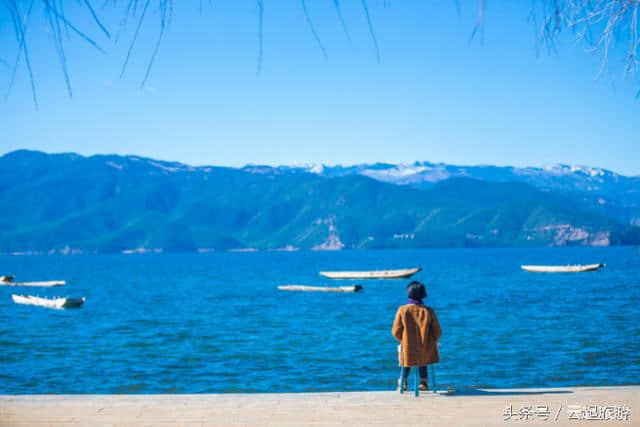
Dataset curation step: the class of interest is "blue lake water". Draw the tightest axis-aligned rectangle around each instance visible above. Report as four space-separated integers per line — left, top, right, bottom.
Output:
1 247 639 394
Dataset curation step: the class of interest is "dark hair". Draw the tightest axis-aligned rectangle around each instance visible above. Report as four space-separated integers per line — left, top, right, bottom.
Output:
407 280 426 300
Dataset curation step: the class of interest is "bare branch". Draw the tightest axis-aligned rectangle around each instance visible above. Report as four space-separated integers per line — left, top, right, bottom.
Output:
140 0 169 88
120 0 151 78
300 0 327 60
532 0 640 83
84 0 112 39
333 0 352 42
468 0 485 45
5 0 38 108
257 0 263 76
2 0 639 105
360 0 380 63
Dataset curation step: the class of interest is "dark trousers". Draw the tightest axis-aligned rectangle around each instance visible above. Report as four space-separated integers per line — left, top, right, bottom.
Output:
402 366 428 380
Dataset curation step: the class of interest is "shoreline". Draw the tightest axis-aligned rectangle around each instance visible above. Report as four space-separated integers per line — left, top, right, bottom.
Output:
1 386 637 426
2 245 638 257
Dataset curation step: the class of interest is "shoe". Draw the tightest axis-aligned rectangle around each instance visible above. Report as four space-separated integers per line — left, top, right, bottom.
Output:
419 381 428 391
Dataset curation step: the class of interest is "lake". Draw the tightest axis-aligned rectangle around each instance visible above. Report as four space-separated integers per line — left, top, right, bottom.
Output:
1 247 638 393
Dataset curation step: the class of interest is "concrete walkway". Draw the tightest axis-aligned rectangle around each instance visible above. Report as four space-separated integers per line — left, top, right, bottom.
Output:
1 386 637 426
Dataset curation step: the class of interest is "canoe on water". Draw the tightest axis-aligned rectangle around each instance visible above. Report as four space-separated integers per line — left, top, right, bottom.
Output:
521 263 604 273
0 279 66 287
319 267 421 280
11 294 85 309
278 285 363 293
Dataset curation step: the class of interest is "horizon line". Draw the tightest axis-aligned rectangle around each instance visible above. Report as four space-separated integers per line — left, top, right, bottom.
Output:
2 148 638 178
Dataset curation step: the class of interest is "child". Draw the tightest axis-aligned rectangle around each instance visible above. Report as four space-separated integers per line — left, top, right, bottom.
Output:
392 280 442 391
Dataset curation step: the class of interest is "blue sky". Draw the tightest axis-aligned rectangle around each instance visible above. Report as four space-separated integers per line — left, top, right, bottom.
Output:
1 1 638 174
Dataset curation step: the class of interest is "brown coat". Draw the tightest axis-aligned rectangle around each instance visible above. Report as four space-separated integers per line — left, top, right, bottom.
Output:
392 304 442 367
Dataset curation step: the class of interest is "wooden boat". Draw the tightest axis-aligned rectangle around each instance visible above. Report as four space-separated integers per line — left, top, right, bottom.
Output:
278 285 363 293
319 267 421 280
521 263 604 273
1 279 66 287
11 294 85 309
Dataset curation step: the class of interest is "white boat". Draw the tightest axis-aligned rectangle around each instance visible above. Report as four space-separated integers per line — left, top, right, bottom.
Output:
1 276 65 287
278 285 363 293
11 294 85 309
319 267 421 280
1 280 66 287
521 263 604 273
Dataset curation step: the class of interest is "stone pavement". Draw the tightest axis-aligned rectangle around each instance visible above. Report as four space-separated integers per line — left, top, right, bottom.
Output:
0 386 637 426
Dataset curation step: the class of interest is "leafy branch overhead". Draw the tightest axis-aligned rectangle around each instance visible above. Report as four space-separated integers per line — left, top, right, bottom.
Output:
2 0 639 106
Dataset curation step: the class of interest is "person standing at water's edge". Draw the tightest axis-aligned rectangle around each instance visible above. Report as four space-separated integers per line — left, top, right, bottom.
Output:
392 281 442 391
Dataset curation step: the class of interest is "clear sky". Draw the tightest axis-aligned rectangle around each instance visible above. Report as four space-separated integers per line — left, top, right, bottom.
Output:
1 1 638 175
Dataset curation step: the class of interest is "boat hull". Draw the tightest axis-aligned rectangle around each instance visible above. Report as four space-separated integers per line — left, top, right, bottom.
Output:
521 264 604 273
319 267 421 280
278 285 363 293
11 294 85 309
1 280 66 287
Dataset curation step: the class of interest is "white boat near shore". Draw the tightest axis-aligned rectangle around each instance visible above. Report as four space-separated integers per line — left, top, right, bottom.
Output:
278 285 363 293
319 267 421 280
521 263 604 273
11 294 85 309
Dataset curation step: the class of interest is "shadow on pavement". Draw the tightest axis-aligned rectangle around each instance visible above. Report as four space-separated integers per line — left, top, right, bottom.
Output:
443 388 574 397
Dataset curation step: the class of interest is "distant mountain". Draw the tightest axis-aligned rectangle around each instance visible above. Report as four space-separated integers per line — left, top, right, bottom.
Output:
246 162 640 226
1 150 638 253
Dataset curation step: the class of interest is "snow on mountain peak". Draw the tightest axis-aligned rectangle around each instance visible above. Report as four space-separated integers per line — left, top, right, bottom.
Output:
541 164 611 178
362 164 431 178
307 164 325 174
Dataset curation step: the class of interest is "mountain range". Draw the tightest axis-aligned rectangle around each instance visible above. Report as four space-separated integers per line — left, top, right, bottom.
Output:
249 161 640 226
1 150 638 253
